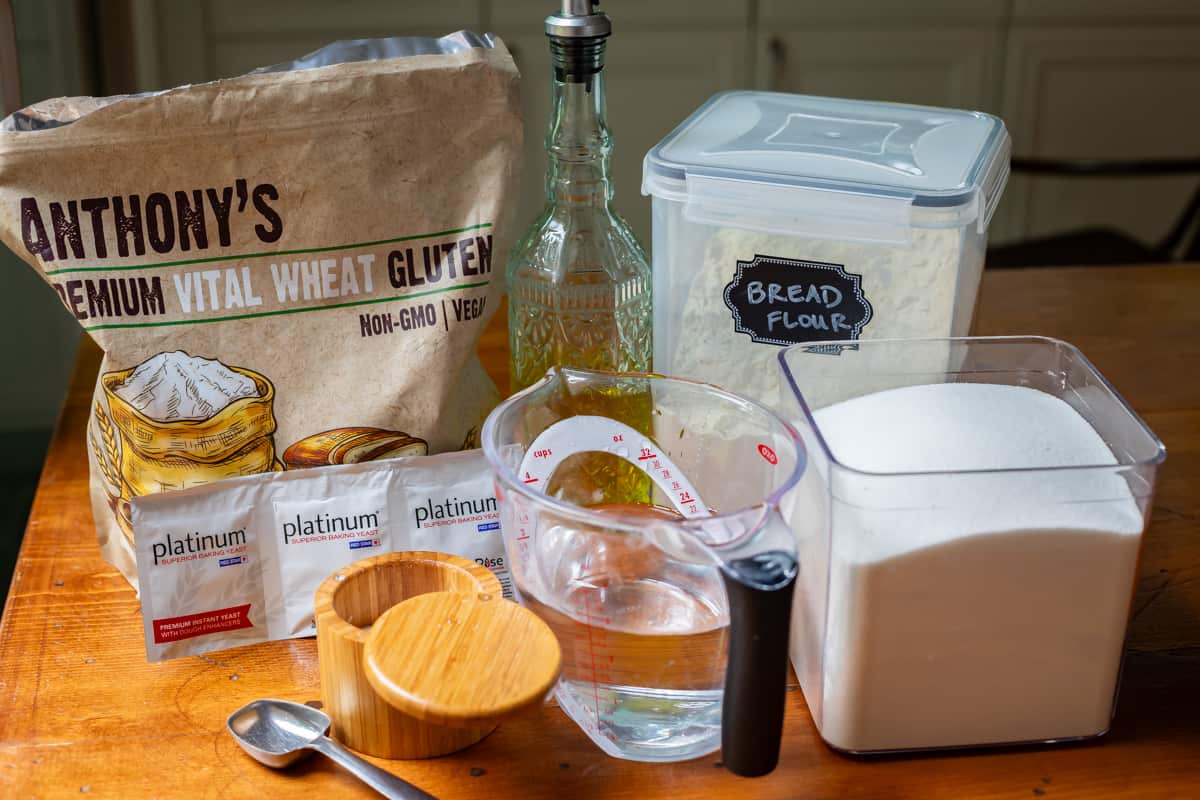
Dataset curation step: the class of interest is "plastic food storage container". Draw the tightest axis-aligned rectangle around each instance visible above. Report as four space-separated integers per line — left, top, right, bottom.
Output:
777 336 1165 753
641 91 1010 408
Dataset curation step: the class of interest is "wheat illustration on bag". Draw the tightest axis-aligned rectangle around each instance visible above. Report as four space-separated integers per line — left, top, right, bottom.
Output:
90 401 123 495
89 401 135 546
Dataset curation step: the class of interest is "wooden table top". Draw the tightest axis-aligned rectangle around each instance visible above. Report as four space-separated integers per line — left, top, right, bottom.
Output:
2 265 1198 799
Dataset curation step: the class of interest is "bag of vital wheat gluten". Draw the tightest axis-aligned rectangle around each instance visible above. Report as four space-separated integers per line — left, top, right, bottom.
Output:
0 33 522 589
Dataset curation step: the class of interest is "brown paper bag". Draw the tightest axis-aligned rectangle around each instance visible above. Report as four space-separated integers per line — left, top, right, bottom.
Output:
0 33 522 588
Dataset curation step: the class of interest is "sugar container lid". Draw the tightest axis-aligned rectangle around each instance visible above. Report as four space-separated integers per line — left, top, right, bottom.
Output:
643 91 1010 233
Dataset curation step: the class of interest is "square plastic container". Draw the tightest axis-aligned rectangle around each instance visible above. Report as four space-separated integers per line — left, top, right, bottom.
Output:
776 337 1165 753
642 91 1010 409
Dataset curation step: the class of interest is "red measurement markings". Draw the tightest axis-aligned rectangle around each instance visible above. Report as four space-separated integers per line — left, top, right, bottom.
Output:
581 591 603 733
516 511 532 570
523 471 540 484
637 446 657 461
599 614 618 728
576 590 619 736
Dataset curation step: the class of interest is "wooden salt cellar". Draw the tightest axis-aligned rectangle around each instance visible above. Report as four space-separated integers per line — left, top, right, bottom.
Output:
314 551 560 759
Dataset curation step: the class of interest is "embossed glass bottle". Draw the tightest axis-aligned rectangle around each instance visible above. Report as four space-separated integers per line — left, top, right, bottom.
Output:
507 1 651 393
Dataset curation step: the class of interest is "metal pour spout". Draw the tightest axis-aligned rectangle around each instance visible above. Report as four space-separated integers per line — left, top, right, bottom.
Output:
546 0 612 39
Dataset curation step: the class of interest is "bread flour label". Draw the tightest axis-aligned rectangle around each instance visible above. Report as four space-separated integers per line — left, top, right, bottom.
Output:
723 255 873 346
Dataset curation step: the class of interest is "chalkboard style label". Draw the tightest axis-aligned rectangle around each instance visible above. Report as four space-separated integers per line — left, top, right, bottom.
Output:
723 255 873 346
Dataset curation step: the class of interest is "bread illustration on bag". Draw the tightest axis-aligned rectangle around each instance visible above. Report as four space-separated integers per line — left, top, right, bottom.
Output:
283 428 428 468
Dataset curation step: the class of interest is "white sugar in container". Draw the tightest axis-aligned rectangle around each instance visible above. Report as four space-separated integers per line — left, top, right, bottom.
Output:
642 91 1010 408
777 337 1165 753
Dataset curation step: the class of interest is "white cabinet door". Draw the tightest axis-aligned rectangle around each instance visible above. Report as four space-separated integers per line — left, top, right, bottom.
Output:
492 0 749 27
1011 0 1200 23
147 0 484 86
755 27 1004 114
142 1 747 248
13 0 90 103
499 30 747 248
761 0 1008 24
994 26 1200 247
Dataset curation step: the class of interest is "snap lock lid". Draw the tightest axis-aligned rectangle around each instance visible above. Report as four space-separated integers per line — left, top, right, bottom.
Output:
363 591 561 728
643 90 1010 234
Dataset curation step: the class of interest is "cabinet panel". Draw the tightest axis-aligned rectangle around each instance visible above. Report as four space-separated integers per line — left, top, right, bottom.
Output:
209 38 338 78
128 0 1200 259
150 2 209 86
502 30 747 247
153 0 484 85
12 0 46 38
206 0 482 34
492 1 750 27
12 0 51 105
996 26 1200 246
1012 0 1200 22
16 0 89 99
761 0 1008 24
757 28 1004 113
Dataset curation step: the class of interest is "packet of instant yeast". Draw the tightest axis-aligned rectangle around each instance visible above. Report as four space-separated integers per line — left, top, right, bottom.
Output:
131 449 506 661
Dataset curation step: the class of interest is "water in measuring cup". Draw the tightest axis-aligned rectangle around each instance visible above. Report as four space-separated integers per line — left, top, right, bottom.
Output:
517 503 729 762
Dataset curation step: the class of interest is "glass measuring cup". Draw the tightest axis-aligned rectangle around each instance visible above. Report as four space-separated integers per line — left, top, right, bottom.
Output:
481 367 804 776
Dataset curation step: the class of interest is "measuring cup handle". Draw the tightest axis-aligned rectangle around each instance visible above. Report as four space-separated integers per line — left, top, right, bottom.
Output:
719 561 797 778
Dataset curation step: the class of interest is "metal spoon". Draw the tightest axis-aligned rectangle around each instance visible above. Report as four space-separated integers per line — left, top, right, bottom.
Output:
227 698 439 800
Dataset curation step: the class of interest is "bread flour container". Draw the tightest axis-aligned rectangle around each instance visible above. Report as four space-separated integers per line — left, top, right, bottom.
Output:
777 336 1165 753
641 91 1010 407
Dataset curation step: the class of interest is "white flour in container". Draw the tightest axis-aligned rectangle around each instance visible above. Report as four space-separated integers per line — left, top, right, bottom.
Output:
800 383 1144 752
673 225 967 410
115 350 259 422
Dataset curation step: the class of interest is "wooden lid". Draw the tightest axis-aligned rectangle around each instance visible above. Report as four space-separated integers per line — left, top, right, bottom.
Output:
362 591 561 729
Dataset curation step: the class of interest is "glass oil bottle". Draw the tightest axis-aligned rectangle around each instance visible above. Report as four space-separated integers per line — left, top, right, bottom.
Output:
506 0 652 394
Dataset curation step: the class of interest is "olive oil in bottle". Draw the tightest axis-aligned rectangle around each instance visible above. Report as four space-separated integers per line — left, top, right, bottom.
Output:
507 1 652 393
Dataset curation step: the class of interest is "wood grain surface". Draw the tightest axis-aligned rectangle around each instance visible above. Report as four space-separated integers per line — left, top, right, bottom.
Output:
364 591 560 727
314 552 502 759
2 266 1198 799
